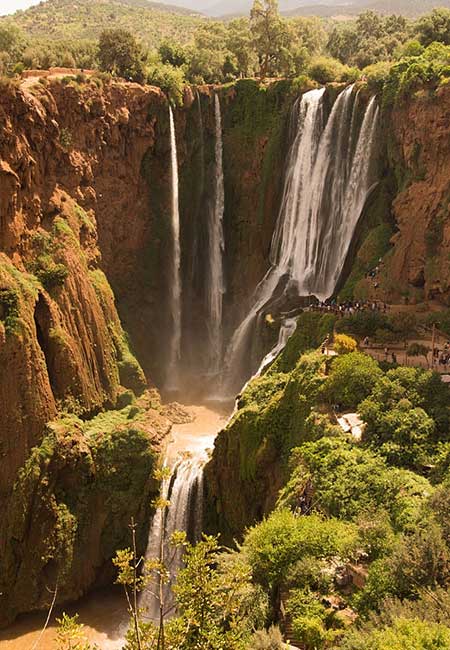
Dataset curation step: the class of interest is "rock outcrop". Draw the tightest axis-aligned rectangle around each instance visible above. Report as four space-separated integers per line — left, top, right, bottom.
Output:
345 83 450 305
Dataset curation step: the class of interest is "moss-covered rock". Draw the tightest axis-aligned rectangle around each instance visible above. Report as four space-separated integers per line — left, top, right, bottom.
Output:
0 397 169 627
204 312 336 543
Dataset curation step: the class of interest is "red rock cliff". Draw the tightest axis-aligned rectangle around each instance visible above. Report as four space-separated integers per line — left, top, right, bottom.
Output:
0 79 167 499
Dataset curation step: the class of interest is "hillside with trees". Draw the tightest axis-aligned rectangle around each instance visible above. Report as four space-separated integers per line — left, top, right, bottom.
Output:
1 0 205 46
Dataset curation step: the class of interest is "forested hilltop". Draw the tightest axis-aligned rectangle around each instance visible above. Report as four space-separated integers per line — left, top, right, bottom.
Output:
3 0 450 104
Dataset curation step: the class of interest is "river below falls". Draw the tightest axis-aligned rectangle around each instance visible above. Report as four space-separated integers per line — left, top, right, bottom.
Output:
0 401 231 650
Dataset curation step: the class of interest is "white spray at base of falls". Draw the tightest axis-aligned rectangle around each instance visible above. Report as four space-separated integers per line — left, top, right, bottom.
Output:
224 86 380 393
206 94 226 375
167 106 182 389
141 458 205 621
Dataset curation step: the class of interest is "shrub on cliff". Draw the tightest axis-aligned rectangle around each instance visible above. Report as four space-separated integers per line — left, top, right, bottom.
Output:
271 312 336 374
147 60 185 105
36 262 69 290
279 437 431 529
308 56 350 84
98 28 146 83
0 404 158 627
0 287 19 333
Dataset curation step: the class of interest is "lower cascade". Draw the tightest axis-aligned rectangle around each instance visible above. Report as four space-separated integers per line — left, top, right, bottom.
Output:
141 458 205 621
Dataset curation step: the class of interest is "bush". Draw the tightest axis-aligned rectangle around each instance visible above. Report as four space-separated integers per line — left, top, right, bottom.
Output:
407 343 429 359
287 589 337 649
59 127 73 149
0 287 19 333
323 352 383 410
252 626 284 650
363 61 393 91
147 61 185 105
341 617 450 650
280 437 431 527
244 509 358 591
308 56 347 84
336 311 390 339
36 263 69 290
334 334 357 355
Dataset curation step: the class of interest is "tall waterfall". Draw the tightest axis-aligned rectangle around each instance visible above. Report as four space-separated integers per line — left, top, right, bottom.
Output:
167 106 182 389
207 94 226 374
141 458 204 621
225 86 380 393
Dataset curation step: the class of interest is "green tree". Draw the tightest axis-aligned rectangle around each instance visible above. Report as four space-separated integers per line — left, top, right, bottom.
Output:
323 352 383 410
147 61 185 105
98 28 146 82
226 18 257 77
250 0 291 78
158 41 187 68
308 55 347 83
327 23 358 64
243 509 357 600
56 613 96 650
166 536 266 649
185 22 229 83
0 22 28 74
416 8 450 47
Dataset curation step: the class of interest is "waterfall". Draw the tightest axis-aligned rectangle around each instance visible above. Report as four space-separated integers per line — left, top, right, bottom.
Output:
224 86 380 393
237 318 298 401
167 106 182 389
141 458 204 621
206 94 226 374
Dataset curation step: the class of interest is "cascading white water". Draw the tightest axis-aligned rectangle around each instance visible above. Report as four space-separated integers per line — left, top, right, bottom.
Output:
142 458 205 621
236 318 298 403
167 106 182 389
257 318 298 374
206 94 226 374
225 86 380 393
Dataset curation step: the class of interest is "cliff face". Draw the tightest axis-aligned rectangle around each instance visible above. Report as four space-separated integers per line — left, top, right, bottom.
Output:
0 394 171 627
0 79 164 497
387 84 450 302
0 78 170 626
344 84 450 305
204 312 336 543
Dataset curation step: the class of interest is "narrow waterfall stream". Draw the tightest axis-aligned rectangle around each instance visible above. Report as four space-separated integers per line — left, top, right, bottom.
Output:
224 86 380 393
167 106 182 390
140 404 230 623
206 94 226 375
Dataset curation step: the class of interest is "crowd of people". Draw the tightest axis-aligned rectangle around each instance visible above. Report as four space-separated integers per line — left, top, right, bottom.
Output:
310 299 389 317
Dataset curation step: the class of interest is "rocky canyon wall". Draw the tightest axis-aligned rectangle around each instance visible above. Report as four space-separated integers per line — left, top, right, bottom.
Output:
0 78 169 626
342 83 450 305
